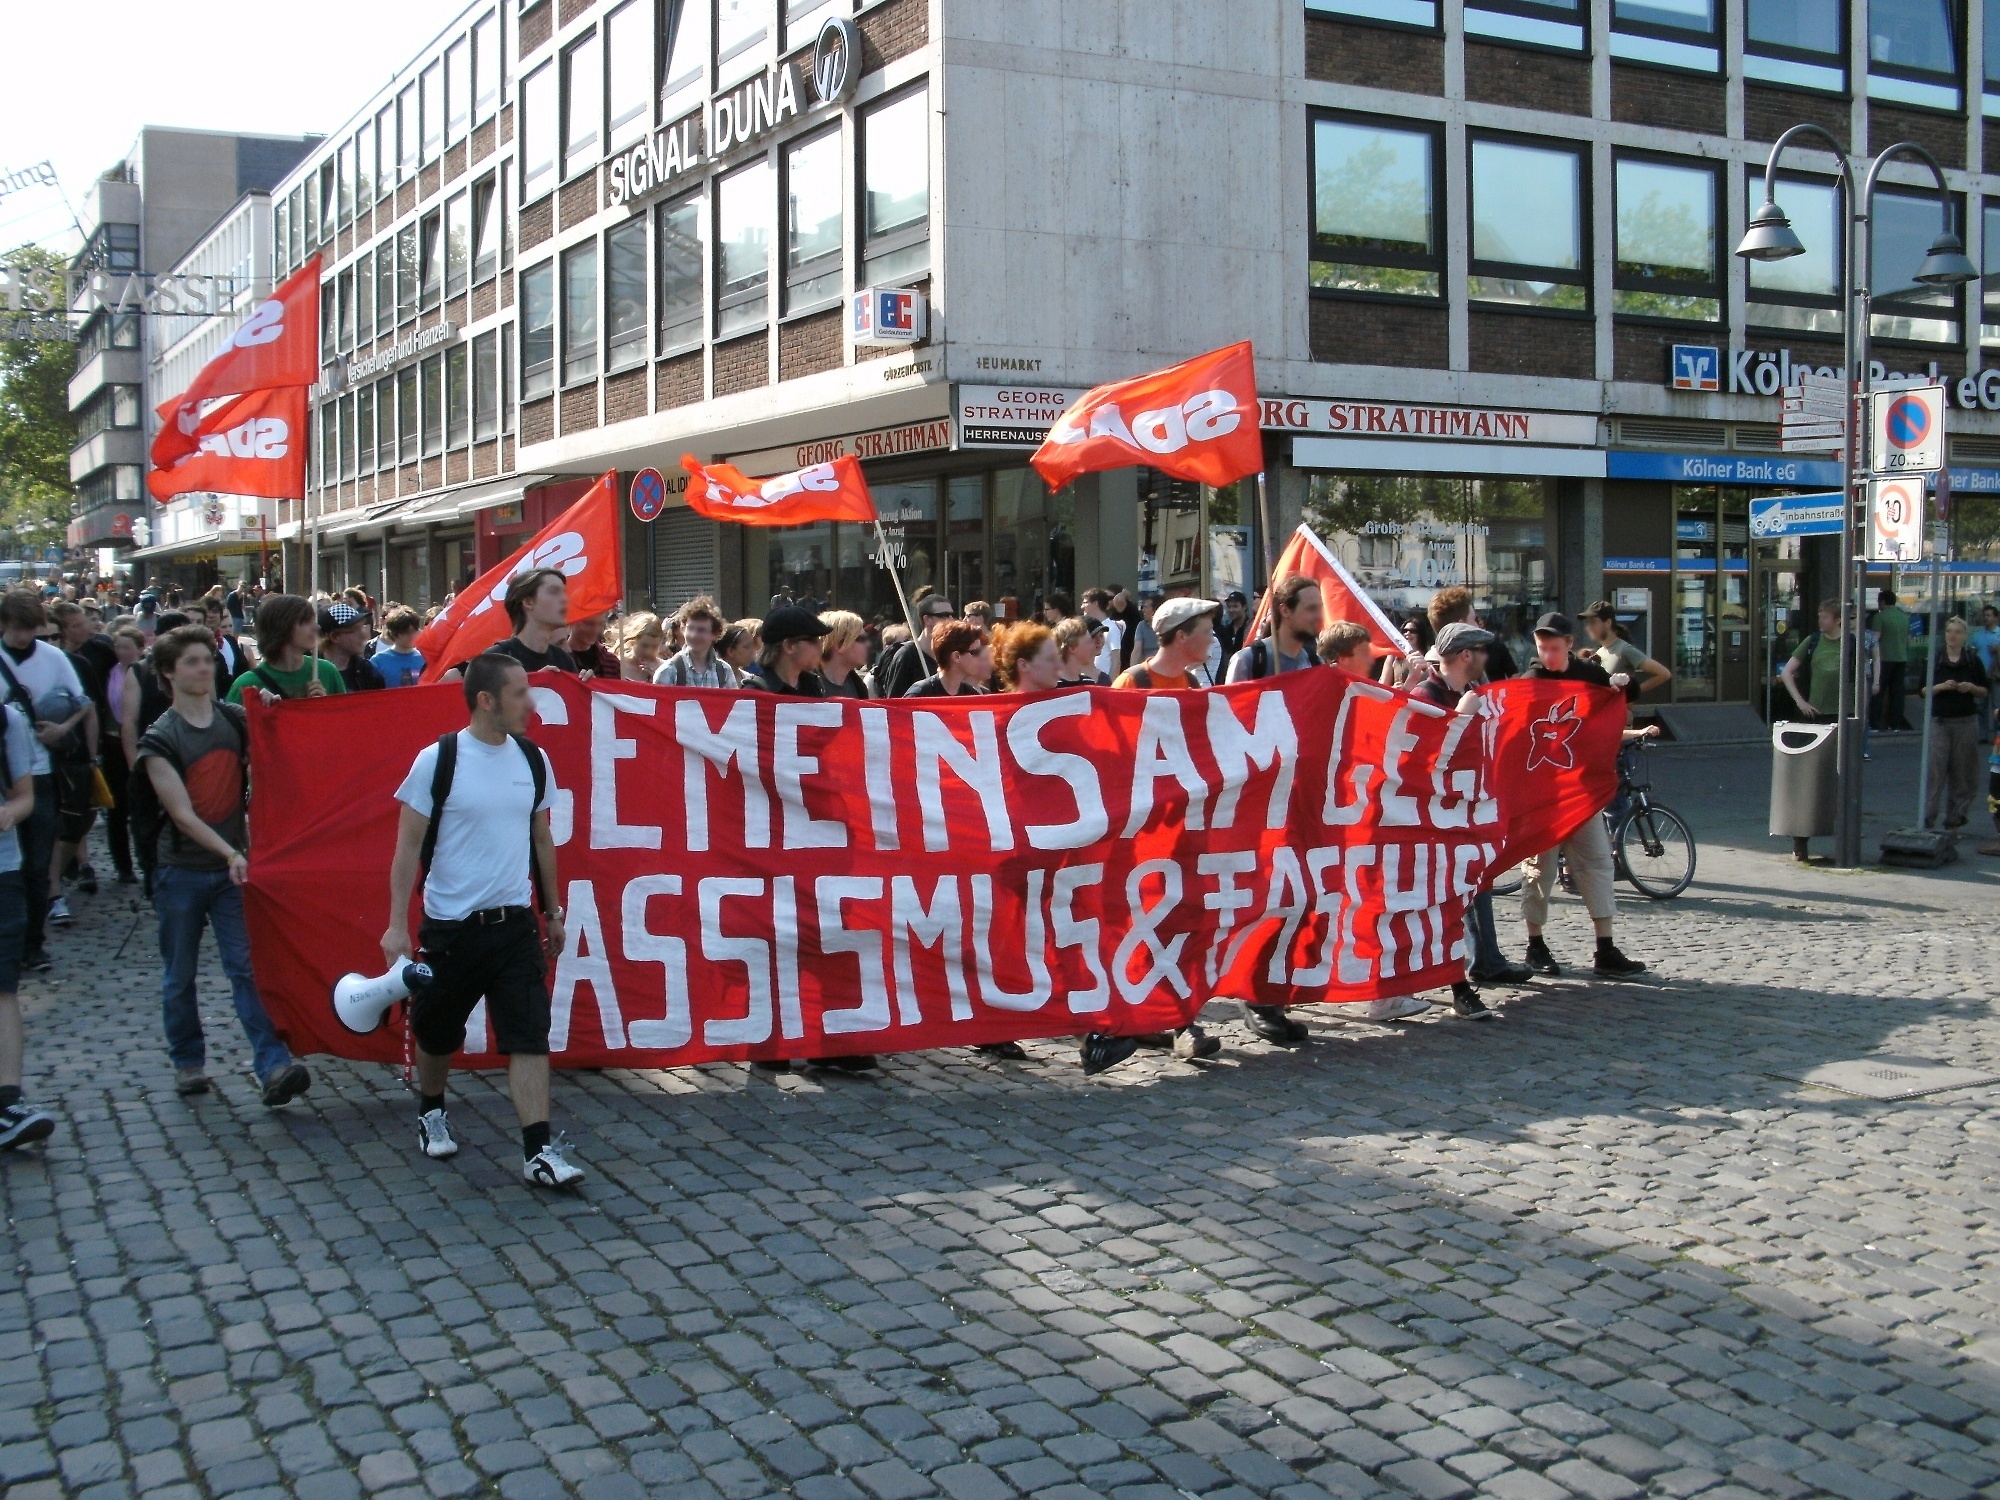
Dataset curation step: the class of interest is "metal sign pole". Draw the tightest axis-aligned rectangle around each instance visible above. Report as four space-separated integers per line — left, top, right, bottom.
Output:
1915 554 1942 826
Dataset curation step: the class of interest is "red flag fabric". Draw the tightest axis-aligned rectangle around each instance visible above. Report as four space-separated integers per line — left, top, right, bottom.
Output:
413 472 623 682
239 671 1622 1069
152 258 323 469
1031 342 1264 491
681 453 878 527
1248 524 1407 656
145 387 308 503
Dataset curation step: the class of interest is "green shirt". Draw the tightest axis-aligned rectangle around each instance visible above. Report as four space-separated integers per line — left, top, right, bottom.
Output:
1873 605 1909 664
223 657 346 704
1789 633 1846 715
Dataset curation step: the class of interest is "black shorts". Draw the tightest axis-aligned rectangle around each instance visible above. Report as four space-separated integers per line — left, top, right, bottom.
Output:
412 911 550 1057
54 758 96 844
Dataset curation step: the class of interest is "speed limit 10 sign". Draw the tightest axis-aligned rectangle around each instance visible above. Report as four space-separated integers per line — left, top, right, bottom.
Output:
1868 476 1926 563
1870 386 1944 473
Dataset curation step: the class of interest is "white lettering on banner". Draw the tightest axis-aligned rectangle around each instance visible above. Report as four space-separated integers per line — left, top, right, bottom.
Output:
464 529 590 620
972 872 1051 1011
550 879 622 1050
891 875 967 1022
817 877 889 1033
196 416 290 460
1258 398 1597 446
699 876 773 1046
620 874 691 1049
1047 389 1243 455
1050 864 1110 1012
773 701 848 849
677 698 769 851
591 695 662 850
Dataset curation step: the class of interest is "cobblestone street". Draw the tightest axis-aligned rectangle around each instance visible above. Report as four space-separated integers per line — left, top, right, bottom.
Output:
6 735 2000 1500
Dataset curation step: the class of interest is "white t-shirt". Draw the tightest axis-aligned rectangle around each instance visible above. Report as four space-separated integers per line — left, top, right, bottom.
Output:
0 640 84 775
0 705 34 873
1092 619 1123 681
394 730 556 921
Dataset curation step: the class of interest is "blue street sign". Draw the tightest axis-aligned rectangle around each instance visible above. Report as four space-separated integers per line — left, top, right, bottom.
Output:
1748 491 1845 538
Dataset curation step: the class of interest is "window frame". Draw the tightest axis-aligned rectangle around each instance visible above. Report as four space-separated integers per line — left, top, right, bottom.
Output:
398 84 419 180
421 353 445 456
605 0 656 159
445 190 471 300
473 11 502 125
1306 108 1446 304
521 61 559 203
1742 166 1847 330
521 259 557 399
562 240 601 386
605 217 649 373
446 36 471 147
471 174 500 285
447 340 471 447
715 0 768 86
419 210 444 312
1867 0 1963 108
859 82 931 285
1609 0 1721 72
398 366 419 463
715 156 773 338
376 375 397 469
356 246 376 336
1610 148 1723 324
1461 0 1588 54
657 188 705 355
562 28 603 184
473 328 500 439
376 244 397 337
1302 0 1443 36
421 59 445 164
356 383 376 475
784 124 844 315
1466 130 1593 314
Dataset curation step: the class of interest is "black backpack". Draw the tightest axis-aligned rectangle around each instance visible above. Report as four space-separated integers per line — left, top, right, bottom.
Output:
1238 636 1319 680
130 704 248 875
417 731 553 913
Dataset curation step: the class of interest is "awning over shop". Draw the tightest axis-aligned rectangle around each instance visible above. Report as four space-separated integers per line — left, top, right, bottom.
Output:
321 495 419 539
126 530 276 563
376 475 553 530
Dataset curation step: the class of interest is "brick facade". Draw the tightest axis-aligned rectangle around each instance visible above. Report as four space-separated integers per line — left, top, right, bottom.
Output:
472 120 495 165
1468 310 1594 379
657 351 703 409
778 311 844 382
558 0 591 23
560 383 599 434
519 1 551 56
520 197 553 252
1309 297 1448 369
1612 322 1716 385
858 0 927 75
604 368 649 425
1611 64 1724 134
714 333 771 396
521 397 554 446
559 174 598 231
1744 86 1850 152
1465 42 1589 114
1305 17 1443 94
1869 104 1965 170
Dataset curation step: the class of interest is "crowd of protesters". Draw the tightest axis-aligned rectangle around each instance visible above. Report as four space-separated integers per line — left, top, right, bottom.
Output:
0 568 1653 1181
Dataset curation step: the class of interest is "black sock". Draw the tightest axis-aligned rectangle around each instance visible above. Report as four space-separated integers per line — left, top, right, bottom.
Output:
1595 936 1617 953
523 1120 550 1159
0 1085 19 1110
419 1093 445 1115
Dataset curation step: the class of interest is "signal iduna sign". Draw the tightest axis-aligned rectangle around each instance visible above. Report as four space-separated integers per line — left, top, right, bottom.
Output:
1871 386 1944 473
1868 477 1925 563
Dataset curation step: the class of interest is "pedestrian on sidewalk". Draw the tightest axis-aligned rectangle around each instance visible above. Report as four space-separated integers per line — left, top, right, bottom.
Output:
319 602 386 692
1781 599 1876 724
382 652 582 1188
138 626 312 1106
654 597 738 688
1922 616 1987 832
226 594 344 703
0 589 91 973
1227 574 1322 684
1872 590 1914 733
0 698 51 1148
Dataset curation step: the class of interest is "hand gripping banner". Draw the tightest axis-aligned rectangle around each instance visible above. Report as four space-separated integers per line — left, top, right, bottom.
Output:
241 673 1622 1069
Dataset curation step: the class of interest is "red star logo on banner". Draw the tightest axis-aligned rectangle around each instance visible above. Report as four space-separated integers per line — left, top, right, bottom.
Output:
1525 699 1584 772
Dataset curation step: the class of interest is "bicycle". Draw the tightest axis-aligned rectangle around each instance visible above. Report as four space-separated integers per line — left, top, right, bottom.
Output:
1487 741 1697 900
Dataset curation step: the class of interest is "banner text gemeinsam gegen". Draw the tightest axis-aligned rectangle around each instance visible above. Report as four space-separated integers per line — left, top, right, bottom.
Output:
242 671 1621 1067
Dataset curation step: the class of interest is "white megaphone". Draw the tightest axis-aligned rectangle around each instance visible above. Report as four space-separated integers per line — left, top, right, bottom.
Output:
332 961 433 1035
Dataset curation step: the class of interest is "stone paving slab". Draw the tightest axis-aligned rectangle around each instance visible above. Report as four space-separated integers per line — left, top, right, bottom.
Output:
5 737 2000 1499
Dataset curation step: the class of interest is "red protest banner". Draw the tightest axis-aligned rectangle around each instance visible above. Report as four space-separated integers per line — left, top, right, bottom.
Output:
151 257 323 469
1031 342 1264 492
240 671 1621 1069
146 387 308 502
1248 524 1406 657
681 453 879 527
413 472 623 681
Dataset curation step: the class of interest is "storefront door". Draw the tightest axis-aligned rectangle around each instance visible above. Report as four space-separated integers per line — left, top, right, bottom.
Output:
1755 550 1804 721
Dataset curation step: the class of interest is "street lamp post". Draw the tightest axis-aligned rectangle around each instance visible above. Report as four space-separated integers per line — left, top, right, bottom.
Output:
1736 126 1977 868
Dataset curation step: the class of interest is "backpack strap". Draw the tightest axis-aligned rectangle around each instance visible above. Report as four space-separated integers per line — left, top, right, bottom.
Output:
416 732 457 877
0 653 31 715
250 663 287 698
1128 665 1154 689
1250 639 1270 679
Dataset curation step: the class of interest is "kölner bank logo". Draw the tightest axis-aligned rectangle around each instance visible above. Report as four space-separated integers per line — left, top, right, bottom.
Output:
1671 344 1720 392
812 17 860 105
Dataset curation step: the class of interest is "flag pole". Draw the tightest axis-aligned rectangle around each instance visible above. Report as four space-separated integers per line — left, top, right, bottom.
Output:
873 517 922 646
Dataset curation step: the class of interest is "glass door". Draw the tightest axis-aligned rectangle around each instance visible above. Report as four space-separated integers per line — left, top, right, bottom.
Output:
1718 491 1752 702
1673 493 1717 701
1756 548 1803 721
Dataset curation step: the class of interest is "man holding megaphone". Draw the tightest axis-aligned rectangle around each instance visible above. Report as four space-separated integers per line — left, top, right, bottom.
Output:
379 651 582 1189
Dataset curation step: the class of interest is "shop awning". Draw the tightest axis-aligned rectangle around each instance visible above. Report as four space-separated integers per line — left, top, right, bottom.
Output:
321 495 419 539
127 530 277 563
385 474 553 528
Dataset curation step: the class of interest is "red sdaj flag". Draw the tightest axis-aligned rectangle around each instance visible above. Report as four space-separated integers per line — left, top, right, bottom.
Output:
681 453 878 527
1030 341 1264 492
146 387 308 503
1248 524 1407 657
151 257 323 471
414 471 624 682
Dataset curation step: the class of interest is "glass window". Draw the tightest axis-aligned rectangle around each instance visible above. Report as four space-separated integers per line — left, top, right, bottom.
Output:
337 270 352 352
376 244 395 335
473 12 501 124
337 141 353 226
785 128 842 311
501 161 513 270
398 366 419 462
421 354 444 455
658 191 704 351
340 397 356 481
376 377 396 468
564 242 600 383
445 191 470 298
1310 115 1439 298
1871 0 1957 75
421 60 444 162
1873 189 1962 342
375 104 394 192
112 387 140 427
474 329 500 439
446 38 470 146
606 218 648 372
1983 200 2000 342
356 384 375 473
304 168 320 245
448 342 470 447
356 247 375 335
663 0 709 116
1468 137 1587 310
503 321 515 430
397 223 419 324
1611 0 1718 69
523 260 556 398
398 84 419 179
563 30 602 181
321 282 336 354
717 0 766 84
419 211 443 310
1305 0 1440 28
1989 0 2000 89
1463 0 1586 52
1745 170 1842 333
355 120 374 209
607 0 655 156
320 162 337 238
861 85 928 283
288 186 304 266
471 175 500 284
274 198 290 276
522 62 557 201
717 157 772 336
1613 155 1718 321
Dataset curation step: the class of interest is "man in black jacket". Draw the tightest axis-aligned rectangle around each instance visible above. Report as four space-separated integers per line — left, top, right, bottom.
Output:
876 593 956 700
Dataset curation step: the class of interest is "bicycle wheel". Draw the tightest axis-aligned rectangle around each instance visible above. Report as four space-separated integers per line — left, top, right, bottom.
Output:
1615 802 1696 899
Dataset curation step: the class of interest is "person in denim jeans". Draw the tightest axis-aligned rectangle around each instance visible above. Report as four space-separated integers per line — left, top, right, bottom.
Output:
136 626 310 1106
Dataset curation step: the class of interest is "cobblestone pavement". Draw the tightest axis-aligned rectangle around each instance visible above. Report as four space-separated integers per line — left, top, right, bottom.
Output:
6 735 2000 1500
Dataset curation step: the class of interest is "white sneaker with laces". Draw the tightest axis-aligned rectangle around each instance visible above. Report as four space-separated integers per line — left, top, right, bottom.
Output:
1361 995 1431 1022
416 1108 459 1158
46 897 71 927
523 1133 585 1189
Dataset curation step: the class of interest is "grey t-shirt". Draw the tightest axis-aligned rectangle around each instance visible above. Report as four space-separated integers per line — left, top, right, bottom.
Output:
1225 638 1315 683
136 705 249 871
0 705 35 875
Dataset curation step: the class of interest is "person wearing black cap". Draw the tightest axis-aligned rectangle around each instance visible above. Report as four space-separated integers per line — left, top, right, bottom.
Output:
1518 613 1645 980
319 602 387 692
1216 590 1249 660
743 605 831 696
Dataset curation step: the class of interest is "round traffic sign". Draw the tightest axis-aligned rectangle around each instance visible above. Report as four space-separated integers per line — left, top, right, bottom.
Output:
1885 395 1932 449
629 466 667 522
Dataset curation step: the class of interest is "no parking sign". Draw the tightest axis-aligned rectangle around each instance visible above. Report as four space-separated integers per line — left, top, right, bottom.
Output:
1870 386 1943 473
629 466 667 522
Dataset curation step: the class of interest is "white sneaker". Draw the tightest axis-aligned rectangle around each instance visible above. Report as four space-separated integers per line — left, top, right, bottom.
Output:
415 1108 458 1159
46 897 71 927
1359 995 1430 1022
523 1133 585 1189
